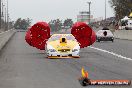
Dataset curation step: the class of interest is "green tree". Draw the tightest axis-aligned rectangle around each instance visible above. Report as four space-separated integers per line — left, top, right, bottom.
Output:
48 19 62 32
14 18 32 30
63 18 73 28
109 0 132 20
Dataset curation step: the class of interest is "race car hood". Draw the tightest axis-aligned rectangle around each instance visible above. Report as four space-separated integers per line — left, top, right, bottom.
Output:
48 40 79 50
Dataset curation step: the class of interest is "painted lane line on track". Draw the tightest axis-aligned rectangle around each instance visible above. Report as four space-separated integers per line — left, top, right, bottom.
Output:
89 46 132 61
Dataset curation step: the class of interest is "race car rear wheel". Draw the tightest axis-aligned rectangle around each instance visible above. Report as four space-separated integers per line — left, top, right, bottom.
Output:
97 39 100 42
111 39 114 42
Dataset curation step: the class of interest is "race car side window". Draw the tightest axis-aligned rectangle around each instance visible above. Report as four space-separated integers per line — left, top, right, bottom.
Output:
48 34 77 42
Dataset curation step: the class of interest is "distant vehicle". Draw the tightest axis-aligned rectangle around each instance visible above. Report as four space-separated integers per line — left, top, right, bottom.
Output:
119 18 132 30
119 13 132 30
96 27 114 42
124 19 132 30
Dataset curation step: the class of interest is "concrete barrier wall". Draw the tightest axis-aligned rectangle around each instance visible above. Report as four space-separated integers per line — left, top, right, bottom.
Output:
114 30 132 40
0 29 16 51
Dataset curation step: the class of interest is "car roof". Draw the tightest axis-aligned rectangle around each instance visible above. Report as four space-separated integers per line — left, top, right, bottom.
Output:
102 27 109 30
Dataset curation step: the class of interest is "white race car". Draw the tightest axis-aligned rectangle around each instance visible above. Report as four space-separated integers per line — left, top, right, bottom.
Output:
96 27 114 42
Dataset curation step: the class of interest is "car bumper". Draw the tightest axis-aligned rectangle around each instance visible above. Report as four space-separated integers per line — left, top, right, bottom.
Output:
47 51 80 58
97 37 114 41
48 56 80 59
125 27 132 30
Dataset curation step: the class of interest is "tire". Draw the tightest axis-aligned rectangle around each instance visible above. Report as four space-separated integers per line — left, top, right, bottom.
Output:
98 39 100 42
96 38 99 42
111 39 114 42
125 27 129 30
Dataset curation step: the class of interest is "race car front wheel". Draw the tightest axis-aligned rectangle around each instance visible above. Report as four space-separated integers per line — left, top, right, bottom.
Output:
97 39 100 42
111 39 114 42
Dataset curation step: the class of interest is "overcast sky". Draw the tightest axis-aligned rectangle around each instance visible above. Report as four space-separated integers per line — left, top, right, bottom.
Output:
8 0 114 24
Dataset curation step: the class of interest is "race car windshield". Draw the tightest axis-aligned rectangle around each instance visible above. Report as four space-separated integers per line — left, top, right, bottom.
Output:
66 36 76 41
48 35 62 41
48 35 76 41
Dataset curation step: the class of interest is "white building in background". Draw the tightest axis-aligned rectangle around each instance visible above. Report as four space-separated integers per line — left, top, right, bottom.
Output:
77 11 93 24
77 11 103 24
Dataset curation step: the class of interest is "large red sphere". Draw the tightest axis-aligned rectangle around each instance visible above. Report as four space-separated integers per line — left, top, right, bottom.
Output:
25 22 50 50
71 22 96 48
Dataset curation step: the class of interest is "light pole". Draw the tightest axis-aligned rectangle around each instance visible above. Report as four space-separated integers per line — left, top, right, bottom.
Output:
6 0 8 30
0 0 1 29
105 0 106 20
2 0 5 30
87 2 91 24
5 7 6 30
2 1 4 20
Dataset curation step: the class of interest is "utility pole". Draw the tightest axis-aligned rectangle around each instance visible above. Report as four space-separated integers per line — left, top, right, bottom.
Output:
104 0 107 27
0 0 1 30
5 7 6 30
6 0 8 30
87 2 91 24
2 1 4 20
105 0 106 20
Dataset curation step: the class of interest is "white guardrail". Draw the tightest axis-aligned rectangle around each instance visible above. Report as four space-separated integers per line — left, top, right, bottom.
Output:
0 29 16 51
114 30 132 40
